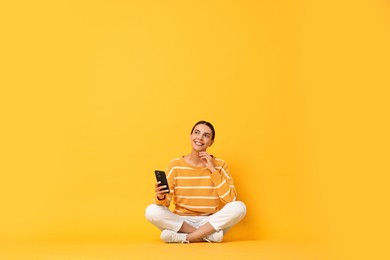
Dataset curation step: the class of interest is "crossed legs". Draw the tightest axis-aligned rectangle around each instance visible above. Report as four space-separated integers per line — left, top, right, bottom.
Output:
145 201 246 242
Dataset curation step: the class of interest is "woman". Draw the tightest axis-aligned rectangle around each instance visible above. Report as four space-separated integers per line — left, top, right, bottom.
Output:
145 121 246 243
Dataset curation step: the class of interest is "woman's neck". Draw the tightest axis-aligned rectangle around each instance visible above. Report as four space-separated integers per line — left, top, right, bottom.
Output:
185 150 203 166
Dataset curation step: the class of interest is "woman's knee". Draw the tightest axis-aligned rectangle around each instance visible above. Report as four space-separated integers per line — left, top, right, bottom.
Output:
228 201 247 219
145 204 161 222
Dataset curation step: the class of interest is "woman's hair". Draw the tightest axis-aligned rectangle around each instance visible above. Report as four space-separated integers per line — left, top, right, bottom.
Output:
190 120 216 141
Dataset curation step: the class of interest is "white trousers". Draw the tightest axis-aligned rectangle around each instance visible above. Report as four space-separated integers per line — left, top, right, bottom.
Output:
145 201 246 235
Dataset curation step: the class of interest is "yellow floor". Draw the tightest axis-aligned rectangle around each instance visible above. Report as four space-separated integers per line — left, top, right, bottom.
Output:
0 240 326 260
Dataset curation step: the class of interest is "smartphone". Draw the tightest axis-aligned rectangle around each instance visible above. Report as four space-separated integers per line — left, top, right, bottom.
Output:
154 170 170 194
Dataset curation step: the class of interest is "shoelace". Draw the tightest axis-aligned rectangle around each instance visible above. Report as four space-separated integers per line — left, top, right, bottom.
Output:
203 237 212 243
171 233 190 243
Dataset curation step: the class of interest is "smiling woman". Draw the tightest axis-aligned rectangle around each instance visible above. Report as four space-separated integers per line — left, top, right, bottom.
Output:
145 121 246 243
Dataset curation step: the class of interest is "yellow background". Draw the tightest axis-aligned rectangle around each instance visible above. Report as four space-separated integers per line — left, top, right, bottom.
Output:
1 0 389 259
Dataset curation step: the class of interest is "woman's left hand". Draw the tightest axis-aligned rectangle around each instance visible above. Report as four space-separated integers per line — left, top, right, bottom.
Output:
199 151 216 172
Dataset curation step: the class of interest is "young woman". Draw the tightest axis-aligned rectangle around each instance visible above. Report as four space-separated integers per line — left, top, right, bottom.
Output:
145 121 246 243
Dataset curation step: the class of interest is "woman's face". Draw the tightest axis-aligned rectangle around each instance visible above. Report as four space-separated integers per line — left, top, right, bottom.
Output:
190 124 214 152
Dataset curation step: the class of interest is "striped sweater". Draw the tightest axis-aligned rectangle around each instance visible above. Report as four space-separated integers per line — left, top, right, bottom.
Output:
154 156 237 216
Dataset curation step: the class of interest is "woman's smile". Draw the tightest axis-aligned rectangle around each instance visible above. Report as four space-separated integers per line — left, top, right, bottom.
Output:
194 140 204 146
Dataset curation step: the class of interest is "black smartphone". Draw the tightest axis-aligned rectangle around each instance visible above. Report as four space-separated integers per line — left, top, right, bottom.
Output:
154 170 170 194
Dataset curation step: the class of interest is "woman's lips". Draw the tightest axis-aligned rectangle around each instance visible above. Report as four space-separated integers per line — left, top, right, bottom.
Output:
195 141 203 146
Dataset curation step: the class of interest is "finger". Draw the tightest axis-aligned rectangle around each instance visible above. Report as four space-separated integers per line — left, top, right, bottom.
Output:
200 155 211 162
199 153 209 159
157 188 169 194
200 152 211 158
155 185 167 191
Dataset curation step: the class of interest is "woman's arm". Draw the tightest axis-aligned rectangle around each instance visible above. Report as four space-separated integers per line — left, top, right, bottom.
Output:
199 152 238 203
210 160 237 203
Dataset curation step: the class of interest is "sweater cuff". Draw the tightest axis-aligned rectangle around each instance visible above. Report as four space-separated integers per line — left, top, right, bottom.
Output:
154 196 167 205
157 195 166 201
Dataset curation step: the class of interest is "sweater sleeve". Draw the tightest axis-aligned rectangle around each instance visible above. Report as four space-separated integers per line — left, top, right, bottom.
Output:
153 163 175 207
210 160 237 203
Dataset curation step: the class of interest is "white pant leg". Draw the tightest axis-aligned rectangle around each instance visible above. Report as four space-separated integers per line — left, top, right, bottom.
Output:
201 201 246 233
145 204 185 232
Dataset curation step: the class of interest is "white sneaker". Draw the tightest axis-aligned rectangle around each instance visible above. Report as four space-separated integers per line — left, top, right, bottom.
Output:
161 230 189 243
203 230 223 243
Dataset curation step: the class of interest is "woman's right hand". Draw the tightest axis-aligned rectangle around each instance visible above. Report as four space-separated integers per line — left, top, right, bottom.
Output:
155 181 168 200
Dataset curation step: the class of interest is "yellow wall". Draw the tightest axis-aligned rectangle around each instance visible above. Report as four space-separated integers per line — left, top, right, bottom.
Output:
1 0 389 258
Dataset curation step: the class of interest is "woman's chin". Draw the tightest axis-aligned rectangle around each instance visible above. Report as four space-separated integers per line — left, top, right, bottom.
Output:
193 146 206 152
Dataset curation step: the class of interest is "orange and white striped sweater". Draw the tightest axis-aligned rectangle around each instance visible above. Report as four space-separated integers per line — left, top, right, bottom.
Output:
154 156 237 216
